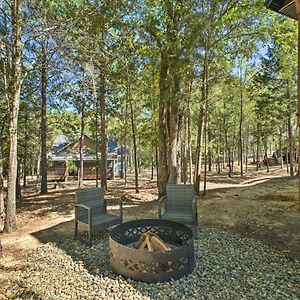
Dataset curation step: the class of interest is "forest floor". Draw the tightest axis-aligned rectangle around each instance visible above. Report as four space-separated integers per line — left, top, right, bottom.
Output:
0 164 299 267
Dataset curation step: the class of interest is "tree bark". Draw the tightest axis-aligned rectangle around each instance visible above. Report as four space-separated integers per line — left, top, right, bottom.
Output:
5 0 23 232
167 63 179 184
90 70 99 187
287 116 294 176
128 85 139 193
40 32 48 195
0 127 4 218
78 77 85 187
99 52 107 191
157 52 169 197
279 127 283 169
239 64 243 177
194 63 206 195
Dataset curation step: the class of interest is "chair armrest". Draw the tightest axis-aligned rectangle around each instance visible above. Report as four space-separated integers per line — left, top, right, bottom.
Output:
75 204 93 225
158 196 167 218
75 202 97 210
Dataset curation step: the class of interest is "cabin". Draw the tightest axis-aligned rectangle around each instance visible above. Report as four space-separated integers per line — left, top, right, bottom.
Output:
47 133 123 181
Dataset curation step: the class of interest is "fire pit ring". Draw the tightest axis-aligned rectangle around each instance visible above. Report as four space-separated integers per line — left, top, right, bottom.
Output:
109 219 196 283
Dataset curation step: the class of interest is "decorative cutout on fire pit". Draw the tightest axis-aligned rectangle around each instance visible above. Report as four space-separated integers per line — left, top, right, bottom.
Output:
109 219 196 283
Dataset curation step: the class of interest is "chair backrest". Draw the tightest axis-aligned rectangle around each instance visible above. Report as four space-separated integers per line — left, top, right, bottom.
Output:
75 187 106 213
166 184 195 211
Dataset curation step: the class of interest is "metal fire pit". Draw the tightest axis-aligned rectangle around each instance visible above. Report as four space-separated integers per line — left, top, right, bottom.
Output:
109 219 196 283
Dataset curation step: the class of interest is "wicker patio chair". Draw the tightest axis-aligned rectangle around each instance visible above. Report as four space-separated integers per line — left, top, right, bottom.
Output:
158 184 199 238
74 187 123 246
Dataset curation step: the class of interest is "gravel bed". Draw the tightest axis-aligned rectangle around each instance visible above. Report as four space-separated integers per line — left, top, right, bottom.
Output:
0 227 299 300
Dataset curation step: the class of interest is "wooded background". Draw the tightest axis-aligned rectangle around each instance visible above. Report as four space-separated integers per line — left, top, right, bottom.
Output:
0 0 298 232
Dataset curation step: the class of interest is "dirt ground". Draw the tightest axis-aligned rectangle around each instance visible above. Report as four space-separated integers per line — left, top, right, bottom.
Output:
0 165 299 267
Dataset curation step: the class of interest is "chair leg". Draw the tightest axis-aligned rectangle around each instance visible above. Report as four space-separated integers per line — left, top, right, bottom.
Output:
193 225 199 239
89 225 93 246
74 220 78 238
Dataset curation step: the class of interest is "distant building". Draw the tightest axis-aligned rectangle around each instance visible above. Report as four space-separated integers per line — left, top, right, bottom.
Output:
47 133 122 181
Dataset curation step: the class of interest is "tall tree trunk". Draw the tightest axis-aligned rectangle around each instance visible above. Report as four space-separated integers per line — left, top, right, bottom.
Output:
194 64 206 195
203 50 209 194
35 147 41 192
40 32 48 195
256 132 260 171
182 113 188 184
203 119 208 194
287 114 294 176
217 123 221 173
90 70 99 187
279 127 283 169
129 100 139 193
78 77 85 187
16 162 22 203
239 66 243 177
287 116 294 176
167 65 179 184
4 0 23 232
22 114 28 188
223 99 232 177
0 128 4 218
123 103 128 186
99 53 107 191
157 52 169 196
187 99 193 184
264 148 269 172
151 142 154 180
120 145 124 179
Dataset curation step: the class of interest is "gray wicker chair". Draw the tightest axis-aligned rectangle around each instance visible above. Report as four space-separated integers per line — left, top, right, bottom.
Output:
158 184 199 238
75 187 122 245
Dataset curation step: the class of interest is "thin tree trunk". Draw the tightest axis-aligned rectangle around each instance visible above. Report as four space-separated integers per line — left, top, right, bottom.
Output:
157 52 169 196
194 64 206 195
203 120 208 194
264 148 269 172
123 103 128 186
286 144 289 173
167 67 179 184
78 75 85 187
90 70 99 187
223 101 232 177
22 114 29 188
35 147 41 192
239 65 243 177
99 52 107 191
16 162 22 203
177 116 182 183
203 51 209 195
151 142 154 180
129 100 139 193
40 32 48 195
287 115 294 176
279 127 283 169
256 133 260 171
187 102 193 184
0 127 4 218
5 0 23 232
120 145 124 179
182 113 188 184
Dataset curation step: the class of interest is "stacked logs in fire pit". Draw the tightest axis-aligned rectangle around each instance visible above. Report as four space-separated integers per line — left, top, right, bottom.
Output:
136 232 171 252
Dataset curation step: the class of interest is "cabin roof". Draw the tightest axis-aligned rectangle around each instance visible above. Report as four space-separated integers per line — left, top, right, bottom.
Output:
48 133 119 161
